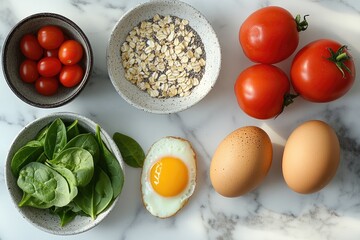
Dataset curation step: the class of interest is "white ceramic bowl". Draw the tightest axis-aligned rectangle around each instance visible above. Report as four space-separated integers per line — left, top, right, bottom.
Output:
107 0 221 114
4 112 125 235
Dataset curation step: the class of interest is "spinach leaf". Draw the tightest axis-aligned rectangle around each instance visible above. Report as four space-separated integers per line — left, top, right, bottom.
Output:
44 118 67 159
96 126 124 199
17 162 72 207
35 126 49 145
73 183 95 219
51 206 77 227
63 133 100 164
66 120 80 141
113 132 145 168
36 152 47 163
94 169 113 215
25 140 43 147
74 168 113 220
70 203 83 214
49 164 78 201
11 140 43 177
18 192 53 209
47 147 94 187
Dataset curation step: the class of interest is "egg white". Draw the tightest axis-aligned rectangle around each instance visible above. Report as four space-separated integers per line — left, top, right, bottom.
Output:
141 136 196 218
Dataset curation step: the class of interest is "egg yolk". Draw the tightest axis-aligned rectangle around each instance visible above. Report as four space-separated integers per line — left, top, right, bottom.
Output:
150 156 189 197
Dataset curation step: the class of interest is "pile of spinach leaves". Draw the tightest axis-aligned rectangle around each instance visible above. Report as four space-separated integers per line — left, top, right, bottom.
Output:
11 118 124 226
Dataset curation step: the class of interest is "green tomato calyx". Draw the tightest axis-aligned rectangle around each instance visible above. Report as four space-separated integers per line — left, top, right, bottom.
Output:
295 14 309 32
327 45 352 78
276 93 298 118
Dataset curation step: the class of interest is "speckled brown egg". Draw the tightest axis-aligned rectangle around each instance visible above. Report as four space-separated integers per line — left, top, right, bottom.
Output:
210 126 273 197
282 120 340 194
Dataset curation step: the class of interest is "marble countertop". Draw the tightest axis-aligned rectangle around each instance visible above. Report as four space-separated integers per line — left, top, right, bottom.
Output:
1 0 360 239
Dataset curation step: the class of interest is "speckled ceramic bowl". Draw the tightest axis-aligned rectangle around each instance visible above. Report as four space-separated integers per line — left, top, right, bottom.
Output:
1 13 93 108
107 0 221 114
5 112 125 235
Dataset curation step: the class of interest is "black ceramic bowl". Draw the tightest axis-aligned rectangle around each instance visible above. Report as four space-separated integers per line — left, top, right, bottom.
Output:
1 13 93 108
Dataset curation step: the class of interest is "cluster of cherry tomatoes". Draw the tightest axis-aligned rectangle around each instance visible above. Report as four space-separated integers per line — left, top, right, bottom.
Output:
19 25 84 96
234 6 356 119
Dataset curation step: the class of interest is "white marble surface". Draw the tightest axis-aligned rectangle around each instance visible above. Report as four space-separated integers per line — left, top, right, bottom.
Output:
1 0 360 239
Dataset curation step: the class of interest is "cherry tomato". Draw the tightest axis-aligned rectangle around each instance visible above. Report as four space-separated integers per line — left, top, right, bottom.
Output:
44 49 59 58
20 34 43 60
58 40 83 65
59 64 84 87
239 6 308 64
35 77 59 96
234 64 292 119
37 57 62 77
37 25 64 50
19 59 39 83
291 39 356 102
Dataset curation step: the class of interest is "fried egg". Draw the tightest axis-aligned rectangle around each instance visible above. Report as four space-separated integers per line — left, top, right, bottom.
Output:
141 136 196 218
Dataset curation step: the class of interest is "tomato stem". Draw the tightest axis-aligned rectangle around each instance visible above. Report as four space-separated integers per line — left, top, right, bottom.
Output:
276 93 298 118
327 45 352 78
283 93 298 107
295 14 309 32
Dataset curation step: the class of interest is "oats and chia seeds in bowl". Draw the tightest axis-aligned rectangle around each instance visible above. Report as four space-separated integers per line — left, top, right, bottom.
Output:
120 14 206 98
107 0 221 114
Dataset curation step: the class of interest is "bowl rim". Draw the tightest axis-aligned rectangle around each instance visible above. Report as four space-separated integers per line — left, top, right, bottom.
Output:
1 12 93 108
4 112 125 235
106 0 221 114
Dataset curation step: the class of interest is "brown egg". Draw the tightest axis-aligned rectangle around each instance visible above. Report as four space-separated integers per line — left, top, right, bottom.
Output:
210 126 272 197
282 120 340 194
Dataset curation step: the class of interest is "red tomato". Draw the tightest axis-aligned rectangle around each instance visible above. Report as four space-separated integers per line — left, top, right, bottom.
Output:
44 49 59 58
35 77 59 96
20 34 43 60
19 59 39 83
58 40 83 65
239 6 308 64
37 25 64 50
291 39 356 102
37 57 62 77
59 64 84 87
234 64 292 119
